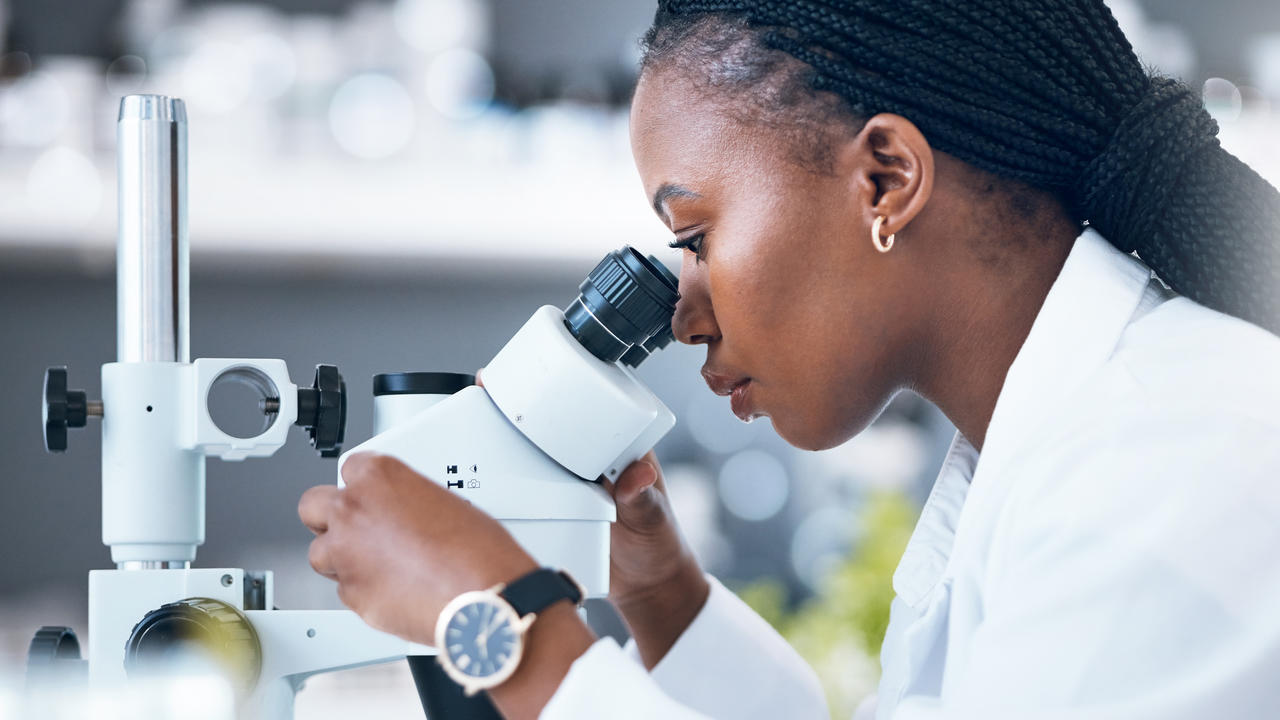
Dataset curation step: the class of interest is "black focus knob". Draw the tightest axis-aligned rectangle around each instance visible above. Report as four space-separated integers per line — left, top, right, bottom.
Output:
27 625 87 686
43 367 93 453
296 364 347 457
125 597 262 696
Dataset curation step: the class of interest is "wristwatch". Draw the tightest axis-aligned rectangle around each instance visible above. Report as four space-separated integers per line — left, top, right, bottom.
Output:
434 567 586 696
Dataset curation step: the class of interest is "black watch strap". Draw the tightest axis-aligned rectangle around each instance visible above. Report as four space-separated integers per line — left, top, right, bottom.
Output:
499 568 584 617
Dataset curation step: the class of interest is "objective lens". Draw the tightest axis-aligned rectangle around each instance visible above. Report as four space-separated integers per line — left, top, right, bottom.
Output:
565 248 679 363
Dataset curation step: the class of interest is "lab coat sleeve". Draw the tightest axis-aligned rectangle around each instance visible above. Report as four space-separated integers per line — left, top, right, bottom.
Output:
543 575 829 719
895 411 1280 720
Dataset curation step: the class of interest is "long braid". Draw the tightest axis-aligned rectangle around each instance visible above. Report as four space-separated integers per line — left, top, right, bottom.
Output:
644 0 1280 334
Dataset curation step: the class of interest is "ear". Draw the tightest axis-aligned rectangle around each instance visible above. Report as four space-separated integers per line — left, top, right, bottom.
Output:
840 113 935 239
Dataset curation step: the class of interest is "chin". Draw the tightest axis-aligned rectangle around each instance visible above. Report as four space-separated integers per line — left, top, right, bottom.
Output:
769 398 888 452
769 413 860 452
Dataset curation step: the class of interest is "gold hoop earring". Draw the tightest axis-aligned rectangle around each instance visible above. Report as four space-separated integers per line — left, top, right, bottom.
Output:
871 216 895 253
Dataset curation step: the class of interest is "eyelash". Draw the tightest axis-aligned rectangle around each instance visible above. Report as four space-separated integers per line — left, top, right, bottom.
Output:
668 233 707 262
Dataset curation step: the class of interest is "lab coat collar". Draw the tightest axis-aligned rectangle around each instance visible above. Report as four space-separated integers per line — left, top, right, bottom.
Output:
975 227 1153 484
892 228 1153 608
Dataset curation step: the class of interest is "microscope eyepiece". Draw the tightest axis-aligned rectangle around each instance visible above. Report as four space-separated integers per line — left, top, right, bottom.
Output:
620 321 677 368
565 248 679 363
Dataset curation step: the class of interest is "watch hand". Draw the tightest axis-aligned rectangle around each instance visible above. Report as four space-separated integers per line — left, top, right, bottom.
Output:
483 613 505 637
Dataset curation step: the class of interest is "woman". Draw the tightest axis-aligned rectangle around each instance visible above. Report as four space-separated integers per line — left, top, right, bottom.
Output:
298 1 1280 718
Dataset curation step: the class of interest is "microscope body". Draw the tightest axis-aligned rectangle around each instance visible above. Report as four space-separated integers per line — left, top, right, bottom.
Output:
32 96 427 720
84 357 430 717
32 94 679 720
345 305 677 597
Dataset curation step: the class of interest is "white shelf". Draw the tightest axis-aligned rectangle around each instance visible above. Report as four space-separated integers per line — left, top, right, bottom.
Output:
1 114 1273 275
0 153 675 272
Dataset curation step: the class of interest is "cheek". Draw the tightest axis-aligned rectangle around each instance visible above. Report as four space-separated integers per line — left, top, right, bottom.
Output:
708 199 852 367
707 208 901 449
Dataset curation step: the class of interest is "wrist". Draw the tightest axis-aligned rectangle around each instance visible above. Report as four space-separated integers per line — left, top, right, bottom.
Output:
487 601 596 720
611 558 709 670
612 553 707 620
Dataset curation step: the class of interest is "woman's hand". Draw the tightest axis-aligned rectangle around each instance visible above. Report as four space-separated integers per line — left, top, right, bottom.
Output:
299 452 597 720
298 452 540 643
604 452 711 669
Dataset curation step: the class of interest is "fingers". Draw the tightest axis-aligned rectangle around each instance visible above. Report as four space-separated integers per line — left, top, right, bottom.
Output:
308 534 338 580
299 484 340 534
613 459 659 505
342 451 424 488
339 451 382 487
474 368 485 388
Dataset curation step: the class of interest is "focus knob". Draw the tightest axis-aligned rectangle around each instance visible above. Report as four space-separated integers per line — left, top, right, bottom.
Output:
125 598 261 696
27 626 87 686
296 364 347 457
43 367 99 453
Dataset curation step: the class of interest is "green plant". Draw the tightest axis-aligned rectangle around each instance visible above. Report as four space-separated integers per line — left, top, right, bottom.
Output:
736 492 917 719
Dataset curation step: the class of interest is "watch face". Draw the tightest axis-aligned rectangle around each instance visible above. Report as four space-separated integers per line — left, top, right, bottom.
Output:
441 597 523 681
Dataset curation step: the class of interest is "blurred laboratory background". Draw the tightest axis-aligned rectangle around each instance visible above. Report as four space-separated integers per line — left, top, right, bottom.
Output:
0 1 1277 717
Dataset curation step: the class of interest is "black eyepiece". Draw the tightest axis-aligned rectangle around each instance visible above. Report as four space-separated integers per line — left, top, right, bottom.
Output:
620 321 676 368
564 248 679 363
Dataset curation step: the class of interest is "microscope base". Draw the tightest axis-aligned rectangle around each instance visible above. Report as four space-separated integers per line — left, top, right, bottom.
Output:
89 568 431 719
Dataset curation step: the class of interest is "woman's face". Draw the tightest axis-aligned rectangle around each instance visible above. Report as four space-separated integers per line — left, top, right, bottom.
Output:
630 70 925 451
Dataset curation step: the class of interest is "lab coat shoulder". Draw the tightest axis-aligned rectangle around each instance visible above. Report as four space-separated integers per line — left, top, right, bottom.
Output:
999 295 1280 509
954 301 1280 717
1113 295 1280 428
994 296 1280 573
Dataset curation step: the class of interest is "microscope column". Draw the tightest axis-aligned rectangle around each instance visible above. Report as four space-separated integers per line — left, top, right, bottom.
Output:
102 95 203 567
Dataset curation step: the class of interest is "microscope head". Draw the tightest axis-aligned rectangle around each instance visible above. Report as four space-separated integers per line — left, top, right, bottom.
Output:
345 246 680 596
562 247 679 366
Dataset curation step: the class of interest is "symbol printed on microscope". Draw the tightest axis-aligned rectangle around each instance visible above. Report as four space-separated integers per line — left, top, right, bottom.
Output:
447 480 464 489
469 464 478 473
446 465 458 474
468 479 480 489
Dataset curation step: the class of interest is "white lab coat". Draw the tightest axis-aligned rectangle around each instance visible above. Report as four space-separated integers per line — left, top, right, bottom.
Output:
541 229 1280 719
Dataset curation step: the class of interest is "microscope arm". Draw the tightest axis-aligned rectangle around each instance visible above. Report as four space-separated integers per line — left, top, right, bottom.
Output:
247 609 433 680
244 609 432 718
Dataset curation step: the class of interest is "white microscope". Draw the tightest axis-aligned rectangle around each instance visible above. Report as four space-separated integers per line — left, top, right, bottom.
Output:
28 94 681 720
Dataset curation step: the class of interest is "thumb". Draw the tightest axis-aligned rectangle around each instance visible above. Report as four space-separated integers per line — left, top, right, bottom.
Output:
612 459 659 507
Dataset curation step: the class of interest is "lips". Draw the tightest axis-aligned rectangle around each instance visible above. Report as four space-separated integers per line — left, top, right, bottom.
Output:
702 367 758 421
701 368 748 397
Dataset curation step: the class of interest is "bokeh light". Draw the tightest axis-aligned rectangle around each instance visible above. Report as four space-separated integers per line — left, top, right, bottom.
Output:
424 48 494 120
243 33 297 101
718 449 790 522
1247 34 1280 101
790 506 861 590
685 390 770 455
393 0 488 55
182 40 253 114
105 55 148 97
1204 77 1244 123
26 146 101 228
328 73 416 160
663 463 732 571
0 72 70 147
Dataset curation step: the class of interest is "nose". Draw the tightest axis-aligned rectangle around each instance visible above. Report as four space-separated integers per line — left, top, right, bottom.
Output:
671 258 719 346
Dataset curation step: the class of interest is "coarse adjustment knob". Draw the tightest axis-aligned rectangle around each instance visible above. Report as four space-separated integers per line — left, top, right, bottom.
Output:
42 367 101 453
125 597 262 696
296 364 347 457
27 625 87 685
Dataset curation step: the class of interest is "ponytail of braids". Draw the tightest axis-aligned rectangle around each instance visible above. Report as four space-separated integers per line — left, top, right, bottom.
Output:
644 0 1280 335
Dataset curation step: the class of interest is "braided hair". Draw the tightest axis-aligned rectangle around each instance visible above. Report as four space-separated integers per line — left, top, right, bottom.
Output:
641 1 1280 335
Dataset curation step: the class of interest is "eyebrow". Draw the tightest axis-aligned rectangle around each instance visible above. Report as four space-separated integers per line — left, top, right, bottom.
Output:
651 183 701 223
